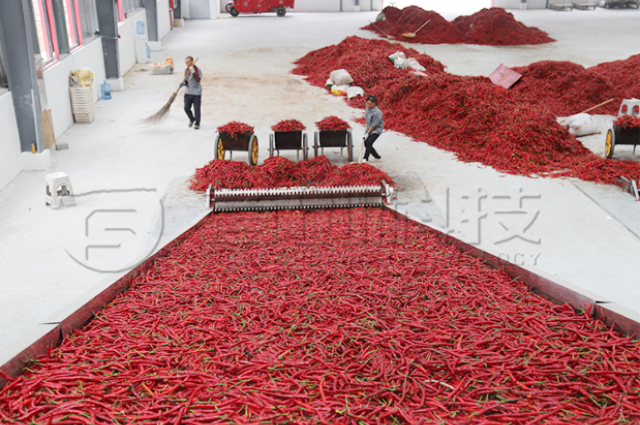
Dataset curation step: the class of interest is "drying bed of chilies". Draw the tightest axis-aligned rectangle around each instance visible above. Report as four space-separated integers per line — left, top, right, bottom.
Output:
189 156 393 192
1 208 639 424
292 36 640 185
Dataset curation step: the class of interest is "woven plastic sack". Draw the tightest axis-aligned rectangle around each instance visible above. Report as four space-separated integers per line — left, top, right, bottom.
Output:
329 69 353 86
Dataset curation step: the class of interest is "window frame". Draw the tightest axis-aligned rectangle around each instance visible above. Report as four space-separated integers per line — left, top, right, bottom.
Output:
77 0 99 42
32 0 58 65
63 0 84 51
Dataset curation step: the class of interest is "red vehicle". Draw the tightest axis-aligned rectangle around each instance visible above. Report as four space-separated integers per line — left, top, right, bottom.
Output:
226 0 294 17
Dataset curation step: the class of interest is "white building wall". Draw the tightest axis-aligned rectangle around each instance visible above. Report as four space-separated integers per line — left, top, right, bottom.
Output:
0 91 22 191
118 9 147 75
42 38 106 140
157 0 172 39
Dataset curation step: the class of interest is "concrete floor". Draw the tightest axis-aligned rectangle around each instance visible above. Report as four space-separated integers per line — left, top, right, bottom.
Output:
1 9 639 353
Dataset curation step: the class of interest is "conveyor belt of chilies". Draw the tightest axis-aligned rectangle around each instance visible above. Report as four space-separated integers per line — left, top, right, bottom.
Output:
1 208 639 424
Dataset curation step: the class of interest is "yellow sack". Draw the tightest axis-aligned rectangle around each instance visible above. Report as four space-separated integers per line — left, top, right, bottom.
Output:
70 69 94 88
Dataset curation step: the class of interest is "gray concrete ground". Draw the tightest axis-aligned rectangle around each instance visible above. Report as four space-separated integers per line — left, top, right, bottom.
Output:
0 9 639 352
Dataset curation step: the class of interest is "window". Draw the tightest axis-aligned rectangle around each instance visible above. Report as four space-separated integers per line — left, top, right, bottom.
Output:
62 0 83 49
77 0 99 40
30 0 58 63
118 0 143 21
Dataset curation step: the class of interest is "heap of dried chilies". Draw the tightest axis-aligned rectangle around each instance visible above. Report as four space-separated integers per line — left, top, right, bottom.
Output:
217 121 255 138
614 114 640 128
189 156 393 192
316 116 351 131
293 36 640 185
1 209 638 423
511 56 640 116
363 6 554 45
272 119 306 132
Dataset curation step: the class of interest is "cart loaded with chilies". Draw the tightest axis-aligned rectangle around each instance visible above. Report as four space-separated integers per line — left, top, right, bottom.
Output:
269 121 309 161
605 99 640 159
215 123 259 166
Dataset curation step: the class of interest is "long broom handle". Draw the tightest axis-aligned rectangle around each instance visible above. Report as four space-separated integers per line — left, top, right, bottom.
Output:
413 20 430 34
576 98 614 115
559 98 614 123
369 21 392 38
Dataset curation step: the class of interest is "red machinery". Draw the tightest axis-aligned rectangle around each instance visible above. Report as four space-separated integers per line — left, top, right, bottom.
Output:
225 0 294 17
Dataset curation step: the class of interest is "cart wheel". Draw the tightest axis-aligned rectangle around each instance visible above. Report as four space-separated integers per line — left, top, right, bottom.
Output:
313 132 319 157
605 129 615 159
249 134 259 166
303 133 308 160
347 132 353 162
276 6 286 16
229 6 239 16
225 2 232 12
215 135 225 160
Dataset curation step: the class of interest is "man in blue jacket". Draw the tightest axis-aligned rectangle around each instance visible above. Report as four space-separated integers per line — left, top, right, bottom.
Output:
181 56 202 129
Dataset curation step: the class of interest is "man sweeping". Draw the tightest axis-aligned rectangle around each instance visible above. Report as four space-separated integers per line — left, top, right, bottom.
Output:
180 56 202 129
363 95 383 163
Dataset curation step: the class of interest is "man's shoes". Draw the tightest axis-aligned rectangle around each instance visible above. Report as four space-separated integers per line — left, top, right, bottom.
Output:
369 158 382 163
194 124 200 130
189 121 194 128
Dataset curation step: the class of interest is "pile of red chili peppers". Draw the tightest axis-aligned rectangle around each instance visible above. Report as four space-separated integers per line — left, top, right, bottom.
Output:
189 156 393 192
292 36 445 89
217 122 255 138
363 7 554 45
293 37 640 185
316 116 352 131
1 209 638 423
614 115 640 128
511 57 640 116
272 119 306 132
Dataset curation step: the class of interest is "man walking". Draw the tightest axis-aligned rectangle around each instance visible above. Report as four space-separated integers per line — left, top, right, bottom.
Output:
363 95 383 163
181 56 202 129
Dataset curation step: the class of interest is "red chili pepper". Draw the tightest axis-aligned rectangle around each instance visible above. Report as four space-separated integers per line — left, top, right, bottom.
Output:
315 116 351 131
614 114 640 129
272 119 306 132
217 121 254 138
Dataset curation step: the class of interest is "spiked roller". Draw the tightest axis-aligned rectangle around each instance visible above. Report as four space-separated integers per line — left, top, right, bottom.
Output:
213 181 394 212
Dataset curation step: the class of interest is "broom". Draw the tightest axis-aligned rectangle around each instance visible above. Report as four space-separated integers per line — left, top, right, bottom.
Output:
403 20 430 39
144 58 198 124
369 21 394 39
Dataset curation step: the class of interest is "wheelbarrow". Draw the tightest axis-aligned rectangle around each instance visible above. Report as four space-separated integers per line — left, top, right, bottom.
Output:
313 130 354 162
269 131 308 161
215 131 259 166
605 99 640 159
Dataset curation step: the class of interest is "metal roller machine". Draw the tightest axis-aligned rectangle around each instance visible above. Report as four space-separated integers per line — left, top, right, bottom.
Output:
212 181 394 212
